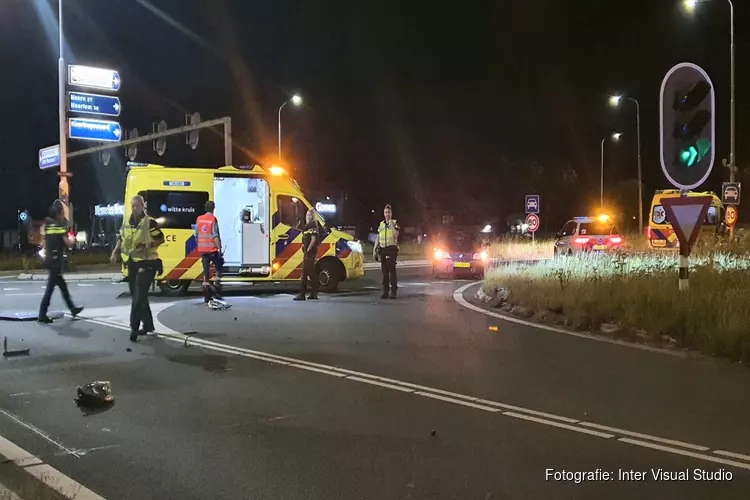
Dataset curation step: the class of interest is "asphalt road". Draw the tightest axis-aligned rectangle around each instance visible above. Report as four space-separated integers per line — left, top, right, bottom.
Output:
1 266 749 499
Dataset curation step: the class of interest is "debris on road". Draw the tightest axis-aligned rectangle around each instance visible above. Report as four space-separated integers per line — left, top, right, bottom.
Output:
3 336 30 357
75 381 114 408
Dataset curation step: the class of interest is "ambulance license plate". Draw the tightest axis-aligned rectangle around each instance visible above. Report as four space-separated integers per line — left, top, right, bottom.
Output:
454 262 471 268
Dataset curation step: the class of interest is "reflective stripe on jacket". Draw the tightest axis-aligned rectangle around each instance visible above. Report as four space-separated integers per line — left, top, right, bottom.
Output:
377 219 399 248
120 215 159 262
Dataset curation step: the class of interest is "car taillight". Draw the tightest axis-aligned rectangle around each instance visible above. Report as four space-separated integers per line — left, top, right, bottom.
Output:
646 226 651 239
609 236 622 244
574 237 590 245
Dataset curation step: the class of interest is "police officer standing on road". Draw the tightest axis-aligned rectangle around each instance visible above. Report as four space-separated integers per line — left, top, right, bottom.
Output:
195 201 224 307
38 200 84 323
110 195 165 342
294 208 320 301
374 204 399 300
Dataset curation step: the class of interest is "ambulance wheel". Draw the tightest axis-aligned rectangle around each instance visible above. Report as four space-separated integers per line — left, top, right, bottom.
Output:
317 259 343 293
159 279 190 296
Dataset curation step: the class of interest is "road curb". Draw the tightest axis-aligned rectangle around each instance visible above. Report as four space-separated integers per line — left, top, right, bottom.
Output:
452 281 688 357
0 482 22 500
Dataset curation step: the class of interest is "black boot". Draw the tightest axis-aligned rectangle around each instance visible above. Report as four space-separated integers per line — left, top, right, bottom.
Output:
71 306 84 317
380 288 389 300
293 293 306 301
389 289 397 300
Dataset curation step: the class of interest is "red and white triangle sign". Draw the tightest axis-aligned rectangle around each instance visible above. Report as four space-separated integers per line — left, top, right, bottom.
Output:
661 196 713 253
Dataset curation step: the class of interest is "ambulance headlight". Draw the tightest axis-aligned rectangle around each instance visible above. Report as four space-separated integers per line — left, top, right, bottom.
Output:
347 241 363 253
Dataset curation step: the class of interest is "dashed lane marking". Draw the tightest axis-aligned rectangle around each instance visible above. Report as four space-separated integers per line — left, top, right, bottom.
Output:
79 308 750 472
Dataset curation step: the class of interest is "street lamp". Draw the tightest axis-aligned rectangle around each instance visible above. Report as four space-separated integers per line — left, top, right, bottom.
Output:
683 0 736 189
601 132 622 209
278 94 302 160
57 0 70 223
610 94 643 234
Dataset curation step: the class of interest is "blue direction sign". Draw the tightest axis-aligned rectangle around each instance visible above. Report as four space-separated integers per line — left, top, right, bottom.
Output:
525 194 540 214
39 144 60 170
68 118 122 142
68 65 121 91
68 92 121 117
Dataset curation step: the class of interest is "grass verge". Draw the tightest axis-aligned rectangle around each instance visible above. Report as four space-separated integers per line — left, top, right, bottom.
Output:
483 244 750 363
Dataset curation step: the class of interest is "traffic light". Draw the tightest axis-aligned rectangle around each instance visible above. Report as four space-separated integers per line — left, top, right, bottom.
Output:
660 62 715 190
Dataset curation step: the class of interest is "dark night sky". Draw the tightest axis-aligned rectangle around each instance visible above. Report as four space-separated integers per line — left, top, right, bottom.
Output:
1 0 748 230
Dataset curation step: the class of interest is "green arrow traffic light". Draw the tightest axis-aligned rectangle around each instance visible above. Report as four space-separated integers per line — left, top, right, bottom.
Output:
680 146 698 167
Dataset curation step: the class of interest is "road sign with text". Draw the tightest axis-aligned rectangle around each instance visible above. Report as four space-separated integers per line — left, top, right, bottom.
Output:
68 65 121 91
69 118 122 142
68 92 121 117
39 145 60 170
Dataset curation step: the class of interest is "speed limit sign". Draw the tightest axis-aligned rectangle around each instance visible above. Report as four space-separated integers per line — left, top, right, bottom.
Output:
526 213 540 233
726 206 738 227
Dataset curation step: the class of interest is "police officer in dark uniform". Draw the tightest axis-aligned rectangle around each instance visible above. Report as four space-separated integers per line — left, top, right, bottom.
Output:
294 208 320 301
38 200 83 323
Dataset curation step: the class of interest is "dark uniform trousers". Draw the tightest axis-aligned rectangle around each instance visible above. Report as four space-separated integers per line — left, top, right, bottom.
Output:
39 262 75 316
301 253 319 296
128 262 156 333
379 245 398 293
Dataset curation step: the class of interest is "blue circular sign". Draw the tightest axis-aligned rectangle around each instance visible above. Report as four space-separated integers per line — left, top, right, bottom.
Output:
160 204 168 212
19 211 28 222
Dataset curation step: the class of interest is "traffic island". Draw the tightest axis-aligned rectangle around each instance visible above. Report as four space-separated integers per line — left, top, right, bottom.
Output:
481 251 750 363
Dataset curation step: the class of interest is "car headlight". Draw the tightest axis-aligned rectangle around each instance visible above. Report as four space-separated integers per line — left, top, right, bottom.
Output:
346 240 363 253
472 251 489 261
38 248 45 260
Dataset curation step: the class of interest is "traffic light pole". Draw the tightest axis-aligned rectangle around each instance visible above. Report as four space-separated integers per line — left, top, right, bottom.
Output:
631 97 643 236
728 0 736 239
66 117 233 165
57 0 70 224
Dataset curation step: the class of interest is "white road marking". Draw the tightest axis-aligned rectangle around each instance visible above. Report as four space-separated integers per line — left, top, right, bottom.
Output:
2 287 21 291
76 283 95 287
578 421 709 451
79 305 750 472
452 282 686 357
714 449 750 461
0 409 81 458
400 282 431 287
0 482 22 500
618 438 750 471
503 411 615 439
4 293 43 297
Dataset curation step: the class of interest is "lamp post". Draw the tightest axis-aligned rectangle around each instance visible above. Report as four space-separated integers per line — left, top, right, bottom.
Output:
277 94 302 161
610 95 643 233
57 0 70 223
601 132 622 209
684 0 736 230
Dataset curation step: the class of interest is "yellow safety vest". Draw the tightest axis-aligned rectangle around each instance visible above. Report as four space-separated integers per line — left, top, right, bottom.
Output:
120 215 160 262
378 219 399 248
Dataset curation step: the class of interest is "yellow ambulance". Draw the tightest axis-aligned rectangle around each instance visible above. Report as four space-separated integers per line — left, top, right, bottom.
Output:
647 189 723 249
121 162 365 295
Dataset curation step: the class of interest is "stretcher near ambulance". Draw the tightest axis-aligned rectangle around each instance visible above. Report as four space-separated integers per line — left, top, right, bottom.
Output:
120 162 365 295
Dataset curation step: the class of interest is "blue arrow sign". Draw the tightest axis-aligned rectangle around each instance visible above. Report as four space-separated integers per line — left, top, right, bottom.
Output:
68 65 121 91
39 144 60 170
68 92 121 117
68 118 122 142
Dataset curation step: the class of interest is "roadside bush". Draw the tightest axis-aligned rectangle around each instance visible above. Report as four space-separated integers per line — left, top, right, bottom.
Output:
483 248 750 363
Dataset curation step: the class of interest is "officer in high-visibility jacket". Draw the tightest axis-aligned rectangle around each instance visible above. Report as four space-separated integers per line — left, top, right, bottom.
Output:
110 195 164 342
195 201 224 306
373 204 400 299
